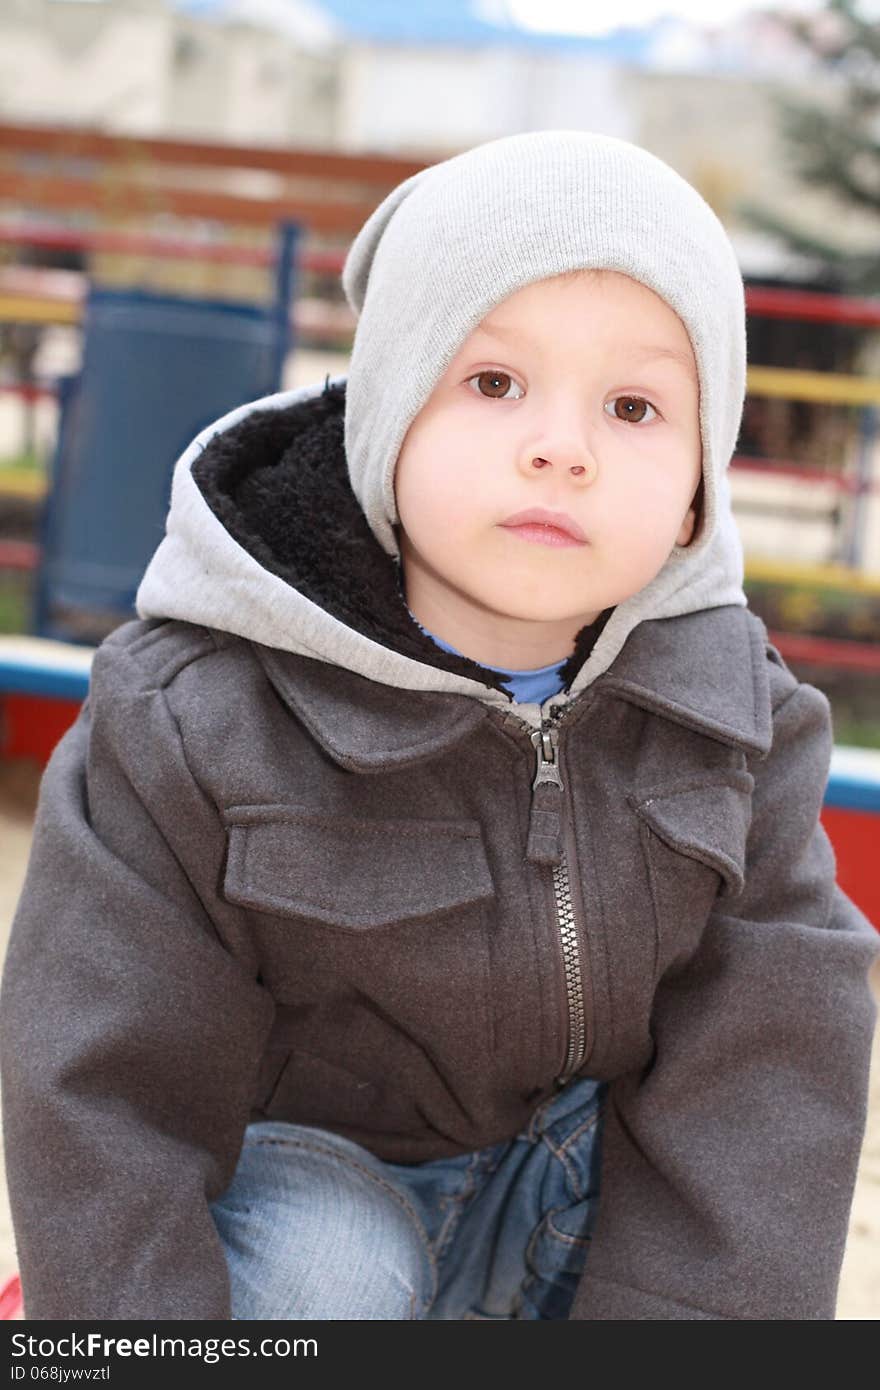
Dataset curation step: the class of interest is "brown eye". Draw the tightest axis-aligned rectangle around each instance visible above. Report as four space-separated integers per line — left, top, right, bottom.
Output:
467 371 523 401
607 396 657 424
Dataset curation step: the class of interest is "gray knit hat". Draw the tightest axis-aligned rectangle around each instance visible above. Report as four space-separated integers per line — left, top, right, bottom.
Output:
340 129 749 665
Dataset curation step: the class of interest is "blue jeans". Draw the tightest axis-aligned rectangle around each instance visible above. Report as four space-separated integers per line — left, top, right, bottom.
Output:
209 1074 607 1320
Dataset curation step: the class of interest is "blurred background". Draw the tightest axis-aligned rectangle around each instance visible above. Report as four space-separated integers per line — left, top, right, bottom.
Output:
0 0 878 1320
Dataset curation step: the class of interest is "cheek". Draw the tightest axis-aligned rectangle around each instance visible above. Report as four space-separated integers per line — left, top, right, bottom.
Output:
596 459 697 572
395 431 488 537
605 438 699 518
395 463 458 552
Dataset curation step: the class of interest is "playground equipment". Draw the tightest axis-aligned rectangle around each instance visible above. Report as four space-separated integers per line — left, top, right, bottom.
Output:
29 220 298 644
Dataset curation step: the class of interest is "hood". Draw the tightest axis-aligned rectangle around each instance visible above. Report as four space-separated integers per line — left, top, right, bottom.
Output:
136 376 747 732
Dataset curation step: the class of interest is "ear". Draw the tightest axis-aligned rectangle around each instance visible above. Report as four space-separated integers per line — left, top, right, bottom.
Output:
676 505 697 547
677 475 704 547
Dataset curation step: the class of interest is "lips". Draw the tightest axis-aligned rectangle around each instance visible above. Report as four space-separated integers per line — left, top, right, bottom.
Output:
499 507 588 543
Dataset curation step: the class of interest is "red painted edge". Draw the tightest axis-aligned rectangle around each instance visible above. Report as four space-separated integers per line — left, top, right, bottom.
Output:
767 630 880 675
1 692 82 764
0 1273 21 1319
820 805 880 932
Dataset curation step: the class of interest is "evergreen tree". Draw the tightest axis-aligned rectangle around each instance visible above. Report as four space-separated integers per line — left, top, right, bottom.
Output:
737 0 880 293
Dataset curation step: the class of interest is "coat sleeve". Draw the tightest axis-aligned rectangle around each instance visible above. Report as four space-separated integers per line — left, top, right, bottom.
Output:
569 670 880 1321
0 630 276 1319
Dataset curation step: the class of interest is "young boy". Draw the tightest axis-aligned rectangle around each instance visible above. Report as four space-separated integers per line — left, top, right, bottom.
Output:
2 130 878 1321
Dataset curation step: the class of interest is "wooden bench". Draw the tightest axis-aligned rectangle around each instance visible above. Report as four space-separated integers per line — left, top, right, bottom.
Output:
0 119 429 259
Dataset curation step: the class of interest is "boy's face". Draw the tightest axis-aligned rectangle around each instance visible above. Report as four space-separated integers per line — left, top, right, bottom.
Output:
394 270 702 669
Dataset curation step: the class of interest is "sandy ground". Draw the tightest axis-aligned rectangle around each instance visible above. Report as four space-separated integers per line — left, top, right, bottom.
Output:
0 756 878 1318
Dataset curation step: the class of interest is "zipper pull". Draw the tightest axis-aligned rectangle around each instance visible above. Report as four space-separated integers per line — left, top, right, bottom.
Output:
531 723 564 792
526 720 565 866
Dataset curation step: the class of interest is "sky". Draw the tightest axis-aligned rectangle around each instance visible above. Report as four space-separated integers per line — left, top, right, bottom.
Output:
57 0 880 22
503 0 880 35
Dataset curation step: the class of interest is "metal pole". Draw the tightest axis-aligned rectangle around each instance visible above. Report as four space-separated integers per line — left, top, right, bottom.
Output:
270 220 300 393
843 404 877 569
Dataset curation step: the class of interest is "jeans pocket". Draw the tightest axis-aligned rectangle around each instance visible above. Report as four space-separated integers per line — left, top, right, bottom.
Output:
517 1194 598 1320
515 1096 606 1321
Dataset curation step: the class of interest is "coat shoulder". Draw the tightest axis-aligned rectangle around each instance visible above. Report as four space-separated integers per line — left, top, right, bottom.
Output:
90 617 241 706
742 606 829 725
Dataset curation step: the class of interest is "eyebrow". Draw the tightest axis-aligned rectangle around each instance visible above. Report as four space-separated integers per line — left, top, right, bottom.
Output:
476 320 521 346
631 345 698 381
475 324 697 382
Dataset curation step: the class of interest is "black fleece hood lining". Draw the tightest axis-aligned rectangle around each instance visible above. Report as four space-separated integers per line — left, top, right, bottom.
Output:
190 379 613 699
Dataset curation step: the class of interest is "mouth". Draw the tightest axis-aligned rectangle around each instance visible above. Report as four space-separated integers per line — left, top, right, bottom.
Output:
498 508 588 548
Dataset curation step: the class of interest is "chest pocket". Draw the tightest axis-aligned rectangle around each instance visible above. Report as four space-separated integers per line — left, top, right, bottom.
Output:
220 803 494 929
628 771 753 983
219 802 499 1128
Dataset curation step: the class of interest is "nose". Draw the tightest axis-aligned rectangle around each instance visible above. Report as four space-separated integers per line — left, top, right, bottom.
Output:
529 456 596 479
519 429 598 485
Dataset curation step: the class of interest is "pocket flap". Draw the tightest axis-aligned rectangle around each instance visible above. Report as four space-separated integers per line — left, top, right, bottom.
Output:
221 803 495 928
628 773 753 899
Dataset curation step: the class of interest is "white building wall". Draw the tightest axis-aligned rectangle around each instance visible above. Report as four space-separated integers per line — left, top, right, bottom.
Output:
224 28 304 145
0 6 172 131
336 43 633 156
516 49 634 140
164 18 337 146
0 0 338 146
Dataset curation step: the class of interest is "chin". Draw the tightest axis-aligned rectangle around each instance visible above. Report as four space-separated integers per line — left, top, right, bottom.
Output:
481 596 588 624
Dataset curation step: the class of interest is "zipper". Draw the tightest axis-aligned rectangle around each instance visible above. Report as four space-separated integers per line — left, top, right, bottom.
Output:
508 701 593 1089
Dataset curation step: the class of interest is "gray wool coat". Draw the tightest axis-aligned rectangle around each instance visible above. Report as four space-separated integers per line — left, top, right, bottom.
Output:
1 382 878 1322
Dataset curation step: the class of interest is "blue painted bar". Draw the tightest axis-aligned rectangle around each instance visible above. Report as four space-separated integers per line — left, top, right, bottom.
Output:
0 637 93 703
0 664 90 702
826 746 880 814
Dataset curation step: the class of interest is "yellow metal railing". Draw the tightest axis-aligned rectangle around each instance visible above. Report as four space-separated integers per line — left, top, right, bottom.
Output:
745 556 880 593
746 365 880 407
0 293 79 326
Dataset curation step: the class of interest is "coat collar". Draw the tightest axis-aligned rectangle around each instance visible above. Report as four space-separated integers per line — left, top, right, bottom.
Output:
248 604 773 772
594 605 773 759
254 643 488 772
